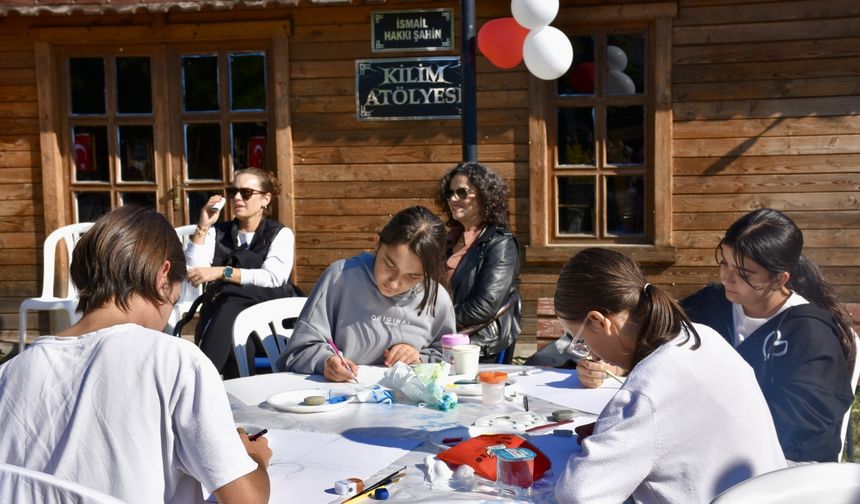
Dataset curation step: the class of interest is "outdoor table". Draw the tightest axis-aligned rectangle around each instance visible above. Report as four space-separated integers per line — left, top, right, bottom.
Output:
223 364 622 503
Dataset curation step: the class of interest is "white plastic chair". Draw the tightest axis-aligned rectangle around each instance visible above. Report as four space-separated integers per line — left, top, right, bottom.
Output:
232 297 307 377
165 224 203 335
18 222 94 352
0 463 126 503
710 462 860 504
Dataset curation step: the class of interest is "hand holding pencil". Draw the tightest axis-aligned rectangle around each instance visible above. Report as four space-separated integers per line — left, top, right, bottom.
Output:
576 355 625 388
324 339 360 384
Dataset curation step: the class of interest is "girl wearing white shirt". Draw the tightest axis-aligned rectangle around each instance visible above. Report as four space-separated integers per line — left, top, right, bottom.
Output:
576 209 856 462
553 248 785 504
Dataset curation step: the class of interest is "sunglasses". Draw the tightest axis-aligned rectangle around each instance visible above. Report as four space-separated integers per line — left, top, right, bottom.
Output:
226 186 266 200
445 187 473 200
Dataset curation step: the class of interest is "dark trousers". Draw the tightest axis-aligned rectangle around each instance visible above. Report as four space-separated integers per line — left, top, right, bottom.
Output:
197 298 257 379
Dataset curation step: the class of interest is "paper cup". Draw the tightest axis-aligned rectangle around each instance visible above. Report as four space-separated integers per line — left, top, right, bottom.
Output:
452 344 480 378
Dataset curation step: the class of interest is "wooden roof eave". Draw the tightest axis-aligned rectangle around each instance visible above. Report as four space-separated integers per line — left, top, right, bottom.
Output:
0 0 305 17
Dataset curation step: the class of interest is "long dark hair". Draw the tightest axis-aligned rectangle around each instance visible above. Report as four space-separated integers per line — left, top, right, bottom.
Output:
717 208 855 364
72 205 186 313
378 206 447 316
435 162 510 229
554 248 700 367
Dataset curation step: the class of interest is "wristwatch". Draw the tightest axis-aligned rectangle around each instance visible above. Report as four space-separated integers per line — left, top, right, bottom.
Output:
223 266 234 281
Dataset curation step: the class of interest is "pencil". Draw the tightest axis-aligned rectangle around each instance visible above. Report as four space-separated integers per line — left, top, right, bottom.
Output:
327 338 360 384
585 356 625 385
248 428 268 441
605 369 625 385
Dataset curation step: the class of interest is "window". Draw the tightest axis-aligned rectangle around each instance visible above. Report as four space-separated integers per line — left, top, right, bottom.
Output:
527 6 676 264
67 54 159 222
555 33 647 240
62 47 271 224
172 48 271 224
33 21 292 233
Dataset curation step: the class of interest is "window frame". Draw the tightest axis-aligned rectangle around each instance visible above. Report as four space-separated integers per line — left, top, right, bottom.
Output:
58 47 166 223
526 6 676 265
31 20 294 234
167 41 275 225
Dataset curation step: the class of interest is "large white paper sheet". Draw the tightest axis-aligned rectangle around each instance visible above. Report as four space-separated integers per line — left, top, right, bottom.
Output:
509 368 620 415
267 429 419 504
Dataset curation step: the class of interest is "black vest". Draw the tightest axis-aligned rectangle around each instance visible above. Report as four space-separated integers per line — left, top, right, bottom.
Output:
213 218 282 270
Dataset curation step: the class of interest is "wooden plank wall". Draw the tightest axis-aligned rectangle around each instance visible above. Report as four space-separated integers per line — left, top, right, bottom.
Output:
1 0 858 354
665 0 860 303
0 24 42 342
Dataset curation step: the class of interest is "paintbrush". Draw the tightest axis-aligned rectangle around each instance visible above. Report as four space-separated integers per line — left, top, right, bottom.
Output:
342 466 406 503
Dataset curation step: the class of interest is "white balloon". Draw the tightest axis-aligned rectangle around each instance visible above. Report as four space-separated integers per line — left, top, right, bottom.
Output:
607 69 636 95
523 26 573 81
511 0 559 30
606 45 628 72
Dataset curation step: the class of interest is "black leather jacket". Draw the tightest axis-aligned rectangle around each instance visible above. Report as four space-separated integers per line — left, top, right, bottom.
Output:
448 225 521 357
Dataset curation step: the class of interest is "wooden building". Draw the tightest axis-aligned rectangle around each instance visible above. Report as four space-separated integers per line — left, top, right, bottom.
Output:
1 0 858 353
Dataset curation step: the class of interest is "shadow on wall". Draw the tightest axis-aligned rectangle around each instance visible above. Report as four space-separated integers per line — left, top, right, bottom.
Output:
704 117 786 175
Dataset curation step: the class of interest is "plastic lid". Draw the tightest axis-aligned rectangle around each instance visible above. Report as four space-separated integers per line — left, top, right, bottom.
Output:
478 371 508 384
374 487 389 500
441 333 471 346
493 447 536 461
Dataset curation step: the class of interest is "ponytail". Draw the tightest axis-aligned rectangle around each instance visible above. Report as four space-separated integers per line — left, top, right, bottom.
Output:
632 283 701 366
554 248 700 368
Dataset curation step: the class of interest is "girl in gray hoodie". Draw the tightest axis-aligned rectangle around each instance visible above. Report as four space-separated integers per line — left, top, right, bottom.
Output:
276 206 456 381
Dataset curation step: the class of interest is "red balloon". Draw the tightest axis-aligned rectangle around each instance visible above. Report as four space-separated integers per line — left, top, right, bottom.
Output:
477 18 530 69
567 62 595 94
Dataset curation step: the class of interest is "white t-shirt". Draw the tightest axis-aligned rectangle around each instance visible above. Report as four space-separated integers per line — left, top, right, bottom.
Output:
732 291 808 345
554 323 786 504
185 226 294 288
0 324 257 503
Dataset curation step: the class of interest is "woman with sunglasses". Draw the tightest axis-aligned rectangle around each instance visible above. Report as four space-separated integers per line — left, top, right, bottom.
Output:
275 206 456 382
435 162 521 363
681 208 856 462
553 248 784 503
186 167 296 378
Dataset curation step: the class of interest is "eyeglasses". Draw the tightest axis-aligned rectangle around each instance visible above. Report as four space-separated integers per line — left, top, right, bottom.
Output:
564 316 591 360
226 186 266 200
445 187 473 201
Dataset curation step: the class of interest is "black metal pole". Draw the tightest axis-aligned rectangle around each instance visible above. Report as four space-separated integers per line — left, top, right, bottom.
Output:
460 0 477 163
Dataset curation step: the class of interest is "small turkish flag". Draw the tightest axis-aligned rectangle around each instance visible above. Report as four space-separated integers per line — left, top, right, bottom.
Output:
248 136 266 168
74 133 94 173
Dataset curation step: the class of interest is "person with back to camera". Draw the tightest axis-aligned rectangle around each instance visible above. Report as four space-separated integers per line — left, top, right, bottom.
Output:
680 208 856 462
435 162 521 363
0 205 271 504
552 248 785 504
276 206 456 382
185 167 296 378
